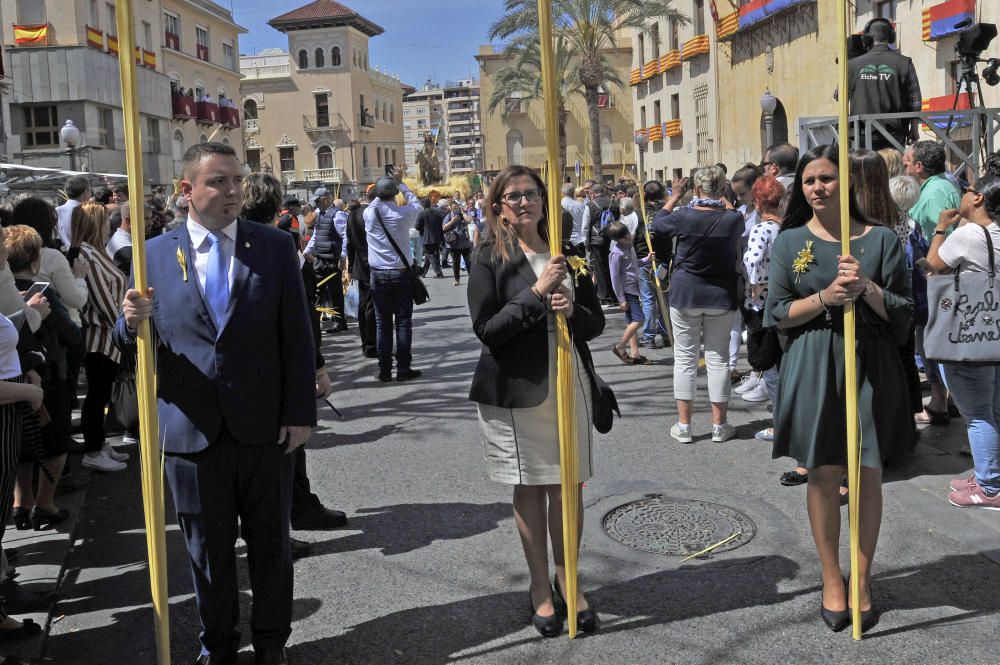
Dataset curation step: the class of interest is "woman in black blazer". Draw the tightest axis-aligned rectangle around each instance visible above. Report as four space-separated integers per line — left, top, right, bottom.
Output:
467 165 605 638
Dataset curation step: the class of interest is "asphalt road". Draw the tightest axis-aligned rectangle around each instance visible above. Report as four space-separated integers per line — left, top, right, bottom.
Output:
44 274 1000 665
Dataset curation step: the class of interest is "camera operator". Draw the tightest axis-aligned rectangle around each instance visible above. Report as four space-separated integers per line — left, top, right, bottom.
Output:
847 17 922 149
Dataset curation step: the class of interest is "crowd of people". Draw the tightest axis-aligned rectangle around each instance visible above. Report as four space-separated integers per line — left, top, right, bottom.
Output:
0 134 994 659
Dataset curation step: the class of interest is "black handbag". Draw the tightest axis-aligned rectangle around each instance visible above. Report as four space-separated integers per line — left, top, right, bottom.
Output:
580 351 619 433
744 308 781 372
374 209 430 305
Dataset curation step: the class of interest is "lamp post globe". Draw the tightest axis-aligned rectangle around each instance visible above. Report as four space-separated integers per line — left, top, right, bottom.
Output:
633 132 648 181
60 119 81 171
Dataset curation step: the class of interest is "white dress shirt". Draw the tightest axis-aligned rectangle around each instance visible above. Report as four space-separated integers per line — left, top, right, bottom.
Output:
186 216 237 296
561 196 587 245
334 210 349 258
363 184 422 270
56 199 82 248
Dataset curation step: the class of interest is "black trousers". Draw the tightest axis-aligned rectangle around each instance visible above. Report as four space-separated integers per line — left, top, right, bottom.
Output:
317 268 346 326
357 281 376 356
450 247 472 282
291 446 320 519
589 243 613 302
165 434 295 657
82 352 118 452
421 244 443 277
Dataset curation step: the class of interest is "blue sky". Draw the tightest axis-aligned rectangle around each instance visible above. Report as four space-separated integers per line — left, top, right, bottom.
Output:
231 0 505 87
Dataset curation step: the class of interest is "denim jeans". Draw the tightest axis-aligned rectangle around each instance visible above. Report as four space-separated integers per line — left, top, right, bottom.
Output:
637 264 668 342
371 268 414 373
941 362 1000 494
914 324 942 385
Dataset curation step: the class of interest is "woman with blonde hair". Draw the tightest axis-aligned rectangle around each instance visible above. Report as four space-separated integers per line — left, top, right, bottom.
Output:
467 164 604 637
877 147 904 179
71 203 128 473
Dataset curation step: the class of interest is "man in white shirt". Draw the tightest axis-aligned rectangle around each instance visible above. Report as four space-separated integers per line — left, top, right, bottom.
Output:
561 183 587 252
56 175 91 248
362 169 423 382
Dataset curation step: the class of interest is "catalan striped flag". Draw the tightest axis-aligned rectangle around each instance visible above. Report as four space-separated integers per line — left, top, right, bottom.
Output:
717 12 739 39
921 0 976 41
14 24 48 45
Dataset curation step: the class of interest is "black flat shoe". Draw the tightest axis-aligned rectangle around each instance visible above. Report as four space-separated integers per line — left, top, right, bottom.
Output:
30 506 69 530
528 589 563 638
780 470 808 486
0 618 41 641
11 508 30 531
552 575 600 634
291 505 348 530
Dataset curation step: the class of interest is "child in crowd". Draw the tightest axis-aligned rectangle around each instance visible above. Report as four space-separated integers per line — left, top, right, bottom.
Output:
607 221 649 365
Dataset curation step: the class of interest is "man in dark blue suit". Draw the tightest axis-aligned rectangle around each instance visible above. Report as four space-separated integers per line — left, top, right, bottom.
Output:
114 143 315 665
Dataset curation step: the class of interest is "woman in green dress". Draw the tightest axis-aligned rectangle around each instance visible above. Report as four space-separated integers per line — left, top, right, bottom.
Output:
764 145 913 634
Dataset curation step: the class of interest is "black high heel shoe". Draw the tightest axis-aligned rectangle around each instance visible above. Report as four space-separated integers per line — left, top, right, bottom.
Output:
11 508 30 531
849 582 881 634
820 578 849 632
552 575 600 634
528 587 564 638
29 506 69 531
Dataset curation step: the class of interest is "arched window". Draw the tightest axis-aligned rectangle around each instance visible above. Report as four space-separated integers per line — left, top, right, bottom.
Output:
382 102 388 122
759 99 789 155
198 133 208 144
315 48 324 68
506 129 524 165
353 49 358 66
389 104 394 124
374 103 380 121
243 99 258 120
317 145 334 169
222 137 230 146
331 47 341 66
600 125 613 165
392 148 397 164
172 129 185 176
298 49 308 69
362 146 368 168
376 147 382 167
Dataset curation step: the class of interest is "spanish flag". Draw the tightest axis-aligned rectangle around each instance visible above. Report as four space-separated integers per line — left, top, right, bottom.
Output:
14 24 48 46
86 25 103 50
144 50 156 68
108 34 119 55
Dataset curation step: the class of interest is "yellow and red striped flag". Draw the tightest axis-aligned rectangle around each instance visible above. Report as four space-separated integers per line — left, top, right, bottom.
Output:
14 24 48 45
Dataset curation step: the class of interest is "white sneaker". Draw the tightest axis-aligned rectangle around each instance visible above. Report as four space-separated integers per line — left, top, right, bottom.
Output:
712 423 737 443
670 422 693 444
81 450 126 472
103 443 129 463
120 434 139 446
741 381 770 403
733 374 761 394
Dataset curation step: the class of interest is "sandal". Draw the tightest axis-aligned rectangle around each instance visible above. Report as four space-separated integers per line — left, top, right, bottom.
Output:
780 470 808 486
914 406 949 425
632 355 652 365
611 345 634 365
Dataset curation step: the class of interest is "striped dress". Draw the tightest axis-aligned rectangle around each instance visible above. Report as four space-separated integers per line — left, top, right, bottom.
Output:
79 242 127 364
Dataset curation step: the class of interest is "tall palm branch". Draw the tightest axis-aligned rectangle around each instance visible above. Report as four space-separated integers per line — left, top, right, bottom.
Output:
487 34 581 175
490 0 687 178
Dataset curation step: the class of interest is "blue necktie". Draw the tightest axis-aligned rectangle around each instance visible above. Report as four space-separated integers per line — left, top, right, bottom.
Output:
205 231 229 326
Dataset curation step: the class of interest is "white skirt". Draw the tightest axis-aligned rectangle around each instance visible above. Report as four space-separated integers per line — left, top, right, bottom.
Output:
477 325 593 485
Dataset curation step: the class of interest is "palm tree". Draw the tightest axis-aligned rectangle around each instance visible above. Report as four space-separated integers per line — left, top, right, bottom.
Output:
487 34 581 176
490 0 687 178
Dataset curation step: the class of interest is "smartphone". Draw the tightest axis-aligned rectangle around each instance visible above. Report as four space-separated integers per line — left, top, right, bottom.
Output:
22 282 50 301
384 164 395 176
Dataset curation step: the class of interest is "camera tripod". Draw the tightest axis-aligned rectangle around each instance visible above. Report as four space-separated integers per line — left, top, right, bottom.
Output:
943 59 989 166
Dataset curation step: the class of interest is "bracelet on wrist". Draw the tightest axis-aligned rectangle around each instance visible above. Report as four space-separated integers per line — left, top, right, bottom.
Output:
530 285 545 302
816 290 832 323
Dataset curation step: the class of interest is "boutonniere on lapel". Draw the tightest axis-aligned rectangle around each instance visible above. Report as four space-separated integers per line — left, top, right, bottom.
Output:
176 246 188 282
792 240 815 284
566 255 589 286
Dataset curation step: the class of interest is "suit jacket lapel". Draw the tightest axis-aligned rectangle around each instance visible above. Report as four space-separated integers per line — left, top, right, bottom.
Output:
174 225 216 333
512 245 538 289
217 220 252 333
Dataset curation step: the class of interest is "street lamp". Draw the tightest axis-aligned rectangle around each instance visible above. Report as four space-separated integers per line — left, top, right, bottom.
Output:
760 89 777 151
60 119 81 172
633 132 648 182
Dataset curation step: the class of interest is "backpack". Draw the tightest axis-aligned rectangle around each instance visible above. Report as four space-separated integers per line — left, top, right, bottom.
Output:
598 207 615 237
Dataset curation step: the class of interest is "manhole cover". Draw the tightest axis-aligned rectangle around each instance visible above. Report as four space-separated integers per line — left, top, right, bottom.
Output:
602 495 756 557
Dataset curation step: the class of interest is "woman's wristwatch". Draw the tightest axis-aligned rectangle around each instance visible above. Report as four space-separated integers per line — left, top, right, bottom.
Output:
862 278 876 297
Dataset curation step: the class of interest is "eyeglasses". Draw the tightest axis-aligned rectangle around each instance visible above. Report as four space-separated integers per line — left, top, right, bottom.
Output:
500 189 542 205
962 186 979 196
761 160 775 168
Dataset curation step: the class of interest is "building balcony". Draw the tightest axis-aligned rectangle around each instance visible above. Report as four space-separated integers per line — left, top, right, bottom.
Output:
359 112 375 129
244 118 259 134
196 44 209 61
281 171 297 185
302 168 347 184
220 107 240 128
659 49 681 72
641 59 659 80
648 124 663 142
664 119 682 138
196 101 220 124
303 113 348 133
165 30 180 50
681 34 710 60
629 68 641 86
172 91 196 120
241 63 291 80
86 25 103 50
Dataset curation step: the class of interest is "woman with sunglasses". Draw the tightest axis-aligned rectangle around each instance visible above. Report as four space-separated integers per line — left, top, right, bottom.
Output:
467 165 604 638
926 176 1000 510
765 145 913 634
